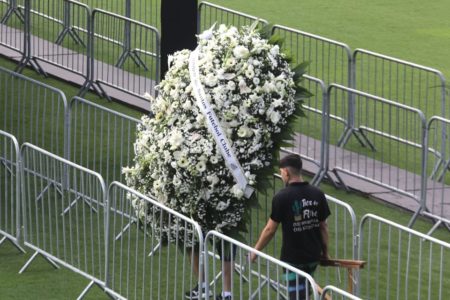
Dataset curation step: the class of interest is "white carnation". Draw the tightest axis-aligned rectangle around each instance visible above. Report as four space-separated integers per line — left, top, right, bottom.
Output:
169 130 184 150
233 45 249 59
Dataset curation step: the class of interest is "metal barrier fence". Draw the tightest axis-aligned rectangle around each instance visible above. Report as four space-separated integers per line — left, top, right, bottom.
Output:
411 116 450 233
67 96 142 186
358 214 450 299
0 66 68 157
281 75 328 185
19 143 108 299
105 181 204 300
0 0 24 57
247 174 358 293
315 195 358 292
327 84 427 204
321 285 362 300
272 25 352 86
198 1 268 32
0 129 25 253
353 49 446 120
27 0 91 84
0 0 24 24
204 230 320 300
75 0 160 29
89 9 160 100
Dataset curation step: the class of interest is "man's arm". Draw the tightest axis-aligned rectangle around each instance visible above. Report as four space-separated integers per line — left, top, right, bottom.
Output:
250 218 279 262
319 221 330 260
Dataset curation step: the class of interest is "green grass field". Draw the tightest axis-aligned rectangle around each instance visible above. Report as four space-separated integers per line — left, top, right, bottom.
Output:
1 0 450 299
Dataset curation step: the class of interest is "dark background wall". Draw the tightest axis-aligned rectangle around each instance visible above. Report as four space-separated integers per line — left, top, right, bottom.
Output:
160 0 198 80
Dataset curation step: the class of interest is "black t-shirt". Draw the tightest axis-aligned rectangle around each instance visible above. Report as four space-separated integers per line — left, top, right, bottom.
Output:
270 182 331 265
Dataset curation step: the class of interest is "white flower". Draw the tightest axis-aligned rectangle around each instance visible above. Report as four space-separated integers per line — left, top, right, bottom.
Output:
270 45 280 56
230 184 244 199
237 126 253 138
177 157 189 168
245 68 255 79
253 77 260 85
198 23 216 40
153 179 162 190
122 166 134 174
206 174 219 185
182 101 192 110
239 80 252 94
173 176 182 187
169 130 184 150
233 45 249 59
227 81 236 91
143 92 154 102
205 73 218 87
269 111 281 124
216 201 229 211
229 106 239 115
225 58 236 68
196 161 206 173
273 98 284 108
210 156 219 164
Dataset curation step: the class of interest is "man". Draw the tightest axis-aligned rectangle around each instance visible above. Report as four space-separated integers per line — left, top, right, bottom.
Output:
185 241 235 300
250 153 330 300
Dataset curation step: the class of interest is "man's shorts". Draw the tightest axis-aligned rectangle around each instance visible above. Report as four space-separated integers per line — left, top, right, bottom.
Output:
285 262 319 300
212 239 237 262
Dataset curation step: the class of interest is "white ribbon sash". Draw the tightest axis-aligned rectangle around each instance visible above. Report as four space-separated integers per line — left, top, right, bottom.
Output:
189 47 254 198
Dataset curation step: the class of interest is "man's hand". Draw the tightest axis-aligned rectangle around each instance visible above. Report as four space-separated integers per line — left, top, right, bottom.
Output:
321 252 331 261
249 252 257 263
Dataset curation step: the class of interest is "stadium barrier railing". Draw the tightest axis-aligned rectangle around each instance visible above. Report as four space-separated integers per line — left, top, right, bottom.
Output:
327 84 427 208
198 1 268 33
352 49 446 120
0 0 25 59
105 181 204 300
87 9 160 101
271 24 352 87
411 116 450 233
26 0 91 88
0 129 25 253
67 96 142 186
19 142 108 299
321 285 363 300
0 66 68 157
358 213 450 299
280 75 329 185
204 230 320 300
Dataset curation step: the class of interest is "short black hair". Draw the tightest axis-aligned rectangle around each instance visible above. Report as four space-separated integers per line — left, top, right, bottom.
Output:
279 154 302 171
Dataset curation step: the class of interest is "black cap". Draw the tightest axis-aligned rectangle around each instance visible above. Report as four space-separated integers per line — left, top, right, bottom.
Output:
279 154 302 171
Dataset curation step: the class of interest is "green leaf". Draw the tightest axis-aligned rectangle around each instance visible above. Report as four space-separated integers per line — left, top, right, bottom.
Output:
268 34 285 47
258 23 273 40
295 85 314 99
292 61 310 82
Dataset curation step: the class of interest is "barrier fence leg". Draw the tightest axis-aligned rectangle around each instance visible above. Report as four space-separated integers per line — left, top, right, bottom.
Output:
19 250 60 274
0 236 26 253
61 195 98 216
0 0 24 24
77 280 115 300
15 0 47 76
55 1 85 47
76 280 95 300
115 1 147 70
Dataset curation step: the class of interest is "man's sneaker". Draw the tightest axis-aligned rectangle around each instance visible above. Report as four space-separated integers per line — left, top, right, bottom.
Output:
185 284 211 299
215 295 232 300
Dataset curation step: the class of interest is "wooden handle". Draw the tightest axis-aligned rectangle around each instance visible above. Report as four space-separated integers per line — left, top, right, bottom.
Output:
320 259 366 269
